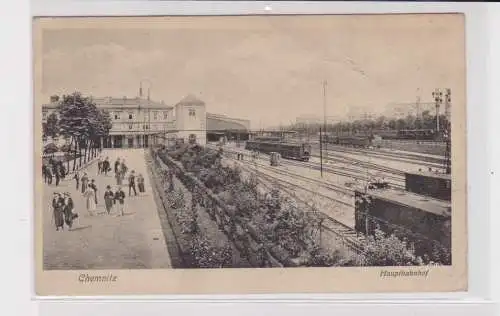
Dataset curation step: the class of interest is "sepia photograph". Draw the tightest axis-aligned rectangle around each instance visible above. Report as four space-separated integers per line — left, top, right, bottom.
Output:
33 14 467 295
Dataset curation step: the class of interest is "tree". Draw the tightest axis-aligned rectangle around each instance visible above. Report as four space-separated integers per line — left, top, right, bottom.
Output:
57 92 112 171
43 112 59 139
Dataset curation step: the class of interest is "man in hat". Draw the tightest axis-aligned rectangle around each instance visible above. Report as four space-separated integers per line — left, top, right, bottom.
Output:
63 192 77 229
103 185 115 215
103 156 110 176
114 185 126 216
114 158 121 174
128 170 137 196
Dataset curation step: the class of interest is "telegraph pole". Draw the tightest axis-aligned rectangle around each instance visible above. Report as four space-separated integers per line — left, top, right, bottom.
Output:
323 80 328 153
416 88 421 129
319 126 323 178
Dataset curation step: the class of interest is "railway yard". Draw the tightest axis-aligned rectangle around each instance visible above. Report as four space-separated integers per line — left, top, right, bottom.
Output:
206 139 451 259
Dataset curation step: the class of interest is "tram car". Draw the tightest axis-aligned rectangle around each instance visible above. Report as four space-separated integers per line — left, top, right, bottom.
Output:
245 140 311 161
354 188 452 261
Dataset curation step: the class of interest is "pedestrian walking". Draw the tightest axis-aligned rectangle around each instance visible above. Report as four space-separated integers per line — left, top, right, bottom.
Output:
128 170 137 196
52 192 65 231
54 164 60 186
84 185 97 216
73 172 80 191
114 186 126 216
114 158 120 174
42 164 48 184
97 158 103 175
120 160 128 181
63 192 77 229
88 179 98 205
81 172 89 194
103 157 110 175
46 167 53 185
115 168 122 185
58 161 66 180
103 185 114 215
137 173 145 193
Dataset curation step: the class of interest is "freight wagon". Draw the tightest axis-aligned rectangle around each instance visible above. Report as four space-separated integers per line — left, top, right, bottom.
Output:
405 171 451 202
245 140 311 161
354 188 451 262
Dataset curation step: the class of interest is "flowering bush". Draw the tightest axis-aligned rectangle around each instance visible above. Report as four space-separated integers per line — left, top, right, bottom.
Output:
363 229 420 266
189 235 233 268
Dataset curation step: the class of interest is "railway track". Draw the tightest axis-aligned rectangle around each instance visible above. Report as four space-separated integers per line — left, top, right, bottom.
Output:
227 155 353 204
229 157 365 254
285 157 406 189
212 144 406 190
322 145 445 168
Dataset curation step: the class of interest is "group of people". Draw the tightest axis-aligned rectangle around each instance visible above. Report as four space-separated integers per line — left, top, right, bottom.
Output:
52 192 78 231
113 157 146 197
49 154 148 230
42 158 67 186
97 157 111 175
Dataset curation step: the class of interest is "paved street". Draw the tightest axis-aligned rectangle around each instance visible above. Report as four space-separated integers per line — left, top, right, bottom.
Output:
43 149 172 270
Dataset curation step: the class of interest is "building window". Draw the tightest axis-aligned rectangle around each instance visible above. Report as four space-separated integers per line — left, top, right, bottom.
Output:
163 112 168 119
129 124 133 130
42 112 47 120
189 109 196 117
114 112 121 120
128 112 133 120
153 111 158 120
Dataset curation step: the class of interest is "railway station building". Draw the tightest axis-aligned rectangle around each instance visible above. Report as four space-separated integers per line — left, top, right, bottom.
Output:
42 93 250 148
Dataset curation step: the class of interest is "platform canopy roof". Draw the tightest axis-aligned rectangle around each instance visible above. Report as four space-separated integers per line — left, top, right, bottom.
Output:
206 117 248 132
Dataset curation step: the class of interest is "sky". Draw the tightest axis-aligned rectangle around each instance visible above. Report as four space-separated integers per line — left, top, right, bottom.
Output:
37 15 465 129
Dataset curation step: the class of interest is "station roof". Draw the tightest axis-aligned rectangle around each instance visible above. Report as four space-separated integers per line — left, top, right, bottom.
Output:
206 117 249 132
43 96 172 110
358 188 451 217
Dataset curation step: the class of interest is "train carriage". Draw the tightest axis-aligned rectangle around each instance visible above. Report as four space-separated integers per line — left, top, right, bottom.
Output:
245 140 311 161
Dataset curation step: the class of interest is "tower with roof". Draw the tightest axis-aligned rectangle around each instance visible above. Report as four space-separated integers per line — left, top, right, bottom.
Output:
174 93 207 145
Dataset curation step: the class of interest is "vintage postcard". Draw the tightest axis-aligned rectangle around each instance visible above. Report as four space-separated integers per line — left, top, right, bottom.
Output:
33 14 467 295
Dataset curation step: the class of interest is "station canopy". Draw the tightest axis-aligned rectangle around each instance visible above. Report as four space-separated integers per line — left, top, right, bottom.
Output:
206 117 248 132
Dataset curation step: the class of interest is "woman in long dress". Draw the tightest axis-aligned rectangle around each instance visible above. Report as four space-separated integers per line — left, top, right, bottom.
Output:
52 193 65 231
84 186 96 215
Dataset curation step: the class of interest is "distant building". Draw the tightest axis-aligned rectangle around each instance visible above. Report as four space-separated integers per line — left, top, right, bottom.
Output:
42 93 252 148
43 95 177 148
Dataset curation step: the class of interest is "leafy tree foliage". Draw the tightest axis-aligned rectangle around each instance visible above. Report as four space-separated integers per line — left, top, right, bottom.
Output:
53 92 112 171
43 112 59 139
288 112 450 136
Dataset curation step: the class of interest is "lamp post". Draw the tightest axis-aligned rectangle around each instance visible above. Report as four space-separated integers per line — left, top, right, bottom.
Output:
444 88 452 174
140 79 152 148
432 88 443 133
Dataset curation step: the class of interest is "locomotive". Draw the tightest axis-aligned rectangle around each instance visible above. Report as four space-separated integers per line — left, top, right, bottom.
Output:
245 140 311 161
